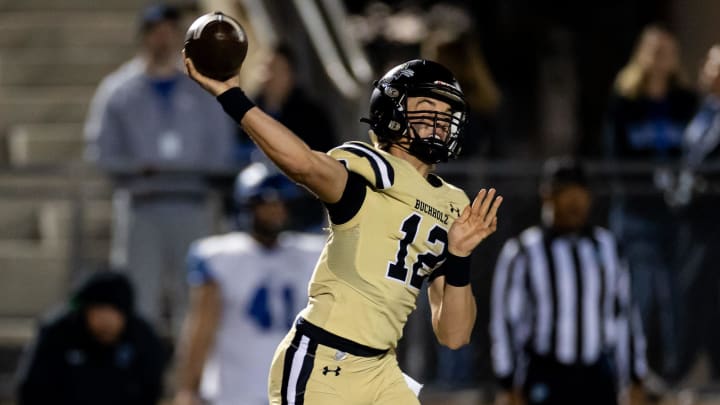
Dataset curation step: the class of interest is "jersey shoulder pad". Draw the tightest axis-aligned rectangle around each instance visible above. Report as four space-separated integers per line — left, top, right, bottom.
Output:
191 232 255 260
328 141 395 189
187 233 256 285
278 232 327 253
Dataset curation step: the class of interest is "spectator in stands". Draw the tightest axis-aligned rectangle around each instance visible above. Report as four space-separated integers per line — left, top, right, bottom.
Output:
490 158 646 405
254 43 337 153
684 44 720 166
237 43 337 231
672 44 720 378
83 3 237 336
173 162 323 405
16 271 166 405
604 24 697 380
606 25 697 160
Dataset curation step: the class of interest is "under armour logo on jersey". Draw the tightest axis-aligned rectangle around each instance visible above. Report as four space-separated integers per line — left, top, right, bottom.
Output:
449 203 461 217
322 366 341 376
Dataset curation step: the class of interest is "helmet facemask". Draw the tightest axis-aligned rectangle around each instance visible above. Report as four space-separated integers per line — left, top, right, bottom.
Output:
404 105 466 164
362 59 469 163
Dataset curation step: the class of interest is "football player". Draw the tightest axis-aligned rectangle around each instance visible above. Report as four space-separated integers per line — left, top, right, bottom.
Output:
185 56 503 404
174 162 324 405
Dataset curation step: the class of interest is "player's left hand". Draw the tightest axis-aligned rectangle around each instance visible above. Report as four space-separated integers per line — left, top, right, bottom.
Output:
183 50 240 97
448 188 502 257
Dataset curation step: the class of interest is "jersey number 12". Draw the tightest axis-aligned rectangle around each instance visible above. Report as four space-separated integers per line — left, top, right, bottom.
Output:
387 213 448 289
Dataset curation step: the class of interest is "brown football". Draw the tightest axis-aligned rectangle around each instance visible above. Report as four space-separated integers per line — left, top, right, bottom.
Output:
184 11 248 81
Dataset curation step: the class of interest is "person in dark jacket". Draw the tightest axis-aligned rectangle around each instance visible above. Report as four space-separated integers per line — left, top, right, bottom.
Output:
16 271 166 405
256 43 338 153
604 25 697 381
236 43 338 231
671 44 720 379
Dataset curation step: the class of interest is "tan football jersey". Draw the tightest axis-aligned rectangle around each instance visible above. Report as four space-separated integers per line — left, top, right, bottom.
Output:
298 141 471 350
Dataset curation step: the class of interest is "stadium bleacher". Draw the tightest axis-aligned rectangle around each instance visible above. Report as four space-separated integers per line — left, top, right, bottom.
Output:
0 0 146 400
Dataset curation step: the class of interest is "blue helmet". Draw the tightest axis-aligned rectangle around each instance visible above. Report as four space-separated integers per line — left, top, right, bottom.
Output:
234 162 300 206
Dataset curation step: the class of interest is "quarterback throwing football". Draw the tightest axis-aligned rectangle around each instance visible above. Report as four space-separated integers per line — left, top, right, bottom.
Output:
185 55 502 404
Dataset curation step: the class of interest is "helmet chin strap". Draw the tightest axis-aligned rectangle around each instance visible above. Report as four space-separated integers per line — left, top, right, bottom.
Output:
395 125 448 165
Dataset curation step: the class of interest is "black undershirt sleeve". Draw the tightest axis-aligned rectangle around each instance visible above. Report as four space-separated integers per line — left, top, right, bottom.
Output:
324 171 368 225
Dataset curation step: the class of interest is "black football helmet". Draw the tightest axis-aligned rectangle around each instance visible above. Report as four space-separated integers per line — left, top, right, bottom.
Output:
361 59 468 164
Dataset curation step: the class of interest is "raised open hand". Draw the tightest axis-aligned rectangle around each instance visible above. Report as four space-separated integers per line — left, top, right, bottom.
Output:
448 188 503 257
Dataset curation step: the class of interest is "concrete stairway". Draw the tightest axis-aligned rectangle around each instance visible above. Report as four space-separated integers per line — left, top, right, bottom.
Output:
0 0 149 295
0 0 151 398
0 7 139 163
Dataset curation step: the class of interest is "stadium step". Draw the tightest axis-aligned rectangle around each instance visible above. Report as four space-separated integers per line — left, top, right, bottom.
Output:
0 86 93 131
39 200 112 241
0 317 35 346
0 171 111 198
7 124 85 165
0 59 125 87
0 0 149 11
0 46 135 64
0 201 42 240
0 198 112 242
0 12 136 49
0 244 69 317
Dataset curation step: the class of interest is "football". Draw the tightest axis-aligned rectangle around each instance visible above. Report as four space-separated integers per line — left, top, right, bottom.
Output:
184 11 248 81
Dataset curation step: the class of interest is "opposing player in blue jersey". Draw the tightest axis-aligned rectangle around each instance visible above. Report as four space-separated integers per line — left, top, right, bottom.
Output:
174 163 324 405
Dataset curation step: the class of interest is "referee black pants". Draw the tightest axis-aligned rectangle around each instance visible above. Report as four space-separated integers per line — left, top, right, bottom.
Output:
522 354 618 405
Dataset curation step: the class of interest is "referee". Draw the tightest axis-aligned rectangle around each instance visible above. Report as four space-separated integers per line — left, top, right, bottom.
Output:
490 158 646 405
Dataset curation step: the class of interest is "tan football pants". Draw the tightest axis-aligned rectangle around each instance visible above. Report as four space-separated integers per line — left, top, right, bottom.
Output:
268 326 419 405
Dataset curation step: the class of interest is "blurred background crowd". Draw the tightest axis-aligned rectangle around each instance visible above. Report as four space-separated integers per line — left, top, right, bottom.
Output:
0 0 719 404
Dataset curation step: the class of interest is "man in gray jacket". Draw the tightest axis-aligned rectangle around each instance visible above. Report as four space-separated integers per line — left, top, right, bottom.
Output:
84 4 237 336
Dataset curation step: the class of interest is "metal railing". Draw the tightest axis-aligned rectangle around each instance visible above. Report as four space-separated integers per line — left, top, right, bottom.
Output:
1 159 718 274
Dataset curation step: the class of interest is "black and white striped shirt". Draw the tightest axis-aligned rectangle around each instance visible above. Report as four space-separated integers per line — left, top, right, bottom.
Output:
490 226 646 389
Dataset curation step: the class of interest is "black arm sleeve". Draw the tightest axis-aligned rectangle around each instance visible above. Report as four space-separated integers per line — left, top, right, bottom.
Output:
216 87 256 124
324 171 368 225
427 253 472 286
